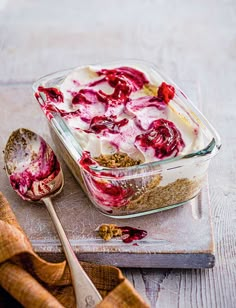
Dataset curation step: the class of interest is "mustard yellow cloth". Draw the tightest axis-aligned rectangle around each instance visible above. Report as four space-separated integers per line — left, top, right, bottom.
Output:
0 192 149 308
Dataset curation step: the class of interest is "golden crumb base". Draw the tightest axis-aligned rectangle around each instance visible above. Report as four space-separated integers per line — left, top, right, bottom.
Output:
129 178 200 210
110 177 202 215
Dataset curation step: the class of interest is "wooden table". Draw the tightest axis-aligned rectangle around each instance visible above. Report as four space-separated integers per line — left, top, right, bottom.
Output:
0 0 235 307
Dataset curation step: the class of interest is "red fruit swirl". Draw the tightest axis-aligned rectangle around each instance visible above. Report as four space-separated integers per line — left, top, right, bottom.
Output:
89 179 134 208
157 82 175 104
38 86 64 103
79 151 98 174
135 119 185 159
72 89 98 106
80 154 133 207
97 66 149 91
88 116 128 134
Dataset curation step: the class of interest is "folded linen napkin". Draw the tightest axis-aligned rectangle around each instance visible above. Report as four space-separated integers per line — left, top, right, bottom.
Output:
0 192 149 308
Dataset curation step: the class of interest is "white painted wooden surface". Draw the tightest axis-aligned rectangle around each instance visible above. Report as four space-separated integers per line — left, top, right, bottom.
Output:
0 0 235 307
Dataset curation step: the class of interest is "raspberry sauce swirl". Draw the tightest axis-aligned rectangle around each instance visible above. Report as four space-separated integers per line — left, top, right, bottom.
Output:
135 119 185 159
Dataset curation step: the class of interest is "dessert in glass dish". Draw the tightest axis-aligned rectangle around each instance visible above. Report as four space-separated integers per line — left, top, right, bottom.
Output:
33 60 221 218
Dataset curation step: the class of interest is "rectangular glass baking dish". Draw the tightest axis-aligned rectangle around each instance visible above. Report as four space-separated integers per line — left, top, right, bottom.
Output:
33 60 221 218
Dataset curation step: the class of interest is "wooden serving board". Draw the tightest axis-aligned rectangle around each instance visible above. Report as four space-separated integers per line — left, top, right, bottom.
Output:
31 177 215 269
0 81 214 269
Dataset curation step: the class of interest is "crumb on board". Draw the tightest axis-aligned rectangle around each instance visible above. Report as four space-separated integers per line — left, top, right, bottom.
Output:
98 224 122 241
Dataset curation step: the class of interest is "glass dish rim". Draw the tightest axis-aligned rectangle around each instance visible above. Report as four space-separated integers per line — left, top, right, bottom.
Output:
32 59 221 176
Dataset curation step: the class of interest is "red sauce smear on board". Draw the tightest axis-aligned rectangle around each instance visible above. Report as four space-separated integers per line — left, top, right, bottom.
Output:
120 226 147 243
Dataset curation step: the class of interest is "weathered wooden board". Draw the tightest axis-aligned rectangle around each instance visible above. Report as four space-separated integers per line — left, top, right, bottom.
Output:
0 85 214 268
36 186 215 269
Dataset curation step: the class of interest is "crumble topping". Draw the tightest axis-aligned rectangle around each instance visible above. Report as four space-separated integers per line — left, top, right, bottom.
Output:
94 152 142 168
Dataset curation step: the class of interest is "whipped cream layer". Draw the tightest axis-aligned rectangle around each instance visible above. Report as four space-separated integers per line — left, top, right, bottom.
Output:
39 64 203 164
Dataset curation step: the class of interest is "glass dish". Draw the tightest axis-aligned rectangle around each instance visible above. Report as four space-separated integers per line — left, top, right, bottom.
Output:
33 60 221 218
